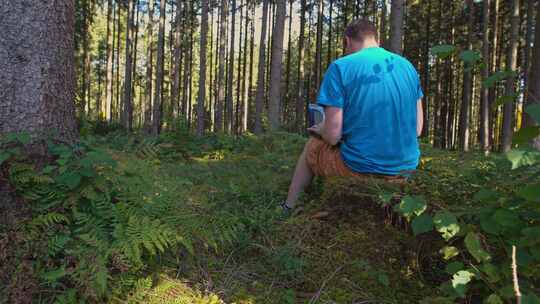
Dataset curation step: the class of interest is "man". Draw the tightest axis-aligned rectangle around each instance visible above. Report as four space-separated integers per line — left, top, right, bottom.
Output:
281 19 424 212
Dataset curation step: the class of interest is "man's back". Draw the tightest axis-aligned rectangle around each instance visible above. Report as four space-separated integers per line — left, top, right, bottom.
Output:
317 47 423 175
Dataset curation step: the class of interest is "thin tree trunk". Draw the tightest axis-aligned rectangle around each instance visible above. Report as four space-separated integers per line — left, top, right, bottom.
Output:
240 1 250 133
115 3 121 121
254 0 270 134
131 0 140 127
480 0 491 152
226 0 237 133
144 0 155 130
0 0 78 149
488 0 500 147
171 0 183 120
389 0 404 54
296 0 307 132
526 1 540 149
380 0 387 48
501 0 520 152
327 0 333 66
215 0 228 132
197 0 209 135
458 0 475 152
315 0 324 90
182 1 191 120
421 0 431 138
152 0 166 135
105 0 114 121
246 2 255 132
122 0 135 130
236 0 245 134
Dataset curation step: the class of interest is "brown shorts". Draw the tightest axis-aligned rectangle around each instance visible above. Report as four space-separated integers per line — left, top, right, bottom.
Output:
305 137 407 183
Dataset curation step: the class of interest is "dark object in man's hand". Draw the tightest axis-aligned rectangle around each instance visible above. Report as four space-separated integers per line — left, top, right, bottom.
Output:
308 104 325 128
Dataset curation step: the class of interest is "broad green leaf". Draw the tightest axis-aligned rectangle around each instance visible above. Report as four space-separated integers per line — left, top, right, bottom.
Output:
412 214 434 235
525 104 540 124
17 133 31 145
506 149 540 169
531 245 540 261
492 209 521 228
434 211 461 240
493 94 518 108
40 266 66 282
445 261 464 274
394 195 427 219
484 294 504 304
440 246 460 260
452 270 475 298
513 126 540 145
517 184 540 201
378 192 394 206
483 70 516 88
480 263 500 283
473 188 499 202
55 172 82 190
0 152 10 166
522 293 540 304
464 232 491 262
459 50 481 64
431 45 456 59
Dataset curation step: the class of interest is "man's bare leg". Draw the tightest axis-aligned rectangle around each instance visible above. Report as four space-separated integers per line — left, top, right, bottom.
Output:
285 143 314 208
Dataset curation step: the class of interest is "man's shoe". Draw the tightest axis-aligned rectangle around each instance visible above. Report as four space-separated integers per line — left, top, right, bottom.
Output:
277 201 294 219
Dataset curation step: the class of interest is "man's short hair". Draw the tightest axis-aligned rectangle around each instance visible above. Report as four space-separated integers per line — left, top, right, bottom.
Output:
344 19 378 42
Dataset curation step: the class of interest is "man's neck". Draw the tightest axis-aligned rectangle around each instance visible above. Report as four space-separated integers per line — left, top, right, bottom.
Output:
360 40 379 51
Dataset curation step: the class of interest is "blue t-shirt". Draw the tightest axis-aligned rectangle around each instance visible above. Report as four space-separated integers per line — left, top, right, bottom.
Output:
317 47 423 175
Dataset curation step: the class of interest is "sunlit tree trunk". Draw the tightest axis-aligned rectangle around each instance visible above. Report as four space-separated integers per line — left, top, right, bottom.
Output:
105 0 114 121
197 0 209 136
267 0 287 131
226 0 237 133
501 0 520 152
215 0 228 132
522 0 537 128
458 0 474 152
254 0 270 134
122 0 135 130
171 0 183 121
296 0 307 132
152 0 166 135
389 0 404 54
480 0 491 152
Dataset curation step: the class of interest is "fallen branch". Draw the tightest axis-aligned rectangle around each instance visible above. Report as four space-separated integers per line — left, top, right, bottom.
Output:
512 245 522 304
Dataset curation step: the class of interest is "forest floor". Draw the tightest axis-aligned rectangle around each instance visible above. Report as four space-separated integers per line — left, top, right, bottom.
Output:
88 129 510 304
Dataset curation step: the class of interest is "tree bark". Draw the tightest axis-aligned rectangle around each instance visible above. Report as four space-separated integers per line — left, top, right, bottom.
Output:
458 0 475 152
501 0 520 152
122 0 135 130
480 0 491 152
389 0 404 54
144 0 155 131
197 0 209 136
152 0 166 135
526 1 540 149
522 0 537 128
0 0 78 148
268 0 287 131
254 0 270 134
171 0 183 121
296 0 307 132
226 0 237 133
215 0 228 132
105 0 114 121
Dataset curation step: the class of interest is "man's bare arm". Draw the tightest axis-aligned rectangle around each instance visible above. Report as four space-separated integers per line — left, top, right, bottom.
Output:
417 99 423 137
322 106 343 146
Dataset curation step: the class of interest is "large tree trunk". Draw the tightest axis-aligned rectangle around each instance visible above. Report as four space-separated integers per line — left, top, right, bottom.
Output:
389 0 404 54
267 0 287 131
152 0 167 135
458 0 475 152
226 0 237 133
122 0 135 131
501 0 520 152
522 0 538 128
527 1 540 149
254 0 270 134
0 0 78 149
197 0 209 136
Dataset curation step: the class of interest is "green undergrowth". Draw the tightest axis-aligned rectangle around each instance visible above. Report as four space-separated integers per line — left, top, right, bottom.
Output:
1 128 538 303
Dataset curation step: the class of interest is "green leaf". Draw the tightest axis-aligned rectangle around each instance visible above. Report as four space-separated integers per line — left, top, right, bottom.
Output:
445 261 464 274
506 149 540 169
480 263 500 283
517 184 540 201
483 70 516 88
451 270 475 298
394 195 427 219
493 94 518 108
431 44 456 59
464 232 491 263
473 188 499 202
434 211 461 240
440 246 460 260
411 214 434 235
492 209 521 228
513 126 540 145
525 104 540 124
17 133 31 145
377 273 390 287
378 192 394 206
55 172 81 190
0 152 10 166
479 214 501 235
459 50 481 64
484 294 504 304
522 293 540 304
40 266 66 282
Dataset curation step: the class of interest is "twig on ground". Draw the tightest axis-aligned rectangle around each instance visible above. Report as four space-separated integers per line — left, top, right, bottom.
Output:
309 265 344 304
512 245 522 304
